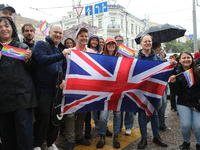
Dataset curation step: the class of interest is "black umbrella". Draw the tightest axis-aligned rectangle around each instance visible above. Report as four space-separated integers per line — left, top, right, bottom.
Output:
135 23 186 44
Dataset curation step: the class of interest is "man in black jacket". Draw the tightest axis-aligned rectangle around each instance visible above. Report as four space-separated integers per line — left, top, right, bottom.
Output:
33 24 67 150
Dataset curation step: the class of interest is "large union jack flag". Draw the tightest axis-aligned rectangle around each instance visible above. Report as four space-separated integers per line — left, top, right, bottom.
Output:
62 50 174 116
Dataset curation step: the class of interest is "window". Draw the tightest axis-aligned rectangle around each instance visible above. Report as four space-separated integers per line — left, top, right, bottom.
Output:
127 38 129 47
121 19 123 29
132 39 134 48
131 24 133 33
99 18 102 28
135 26 137 34
126 21 128 31
111 17 115 27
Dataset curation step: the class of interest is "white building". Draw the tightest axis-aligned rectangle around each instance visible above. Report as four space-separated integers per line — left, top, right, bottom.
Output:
50 0 151 51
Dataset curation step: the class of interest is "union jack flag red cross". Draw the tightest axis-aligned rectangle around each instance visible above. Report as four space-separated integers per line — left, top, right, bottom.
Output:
62 50 174 116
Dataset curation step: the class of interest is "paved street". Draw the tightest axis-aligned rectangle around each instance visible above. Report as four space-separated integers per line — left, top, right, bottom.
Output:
54 100 196 150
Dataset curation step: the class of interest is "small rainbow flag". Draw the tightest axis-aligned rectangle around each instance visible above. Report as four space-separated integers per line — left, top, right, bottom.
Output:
40 20 48 35
183 68 195 88
117 44 135 58
1 45 26 60
100 49 104 54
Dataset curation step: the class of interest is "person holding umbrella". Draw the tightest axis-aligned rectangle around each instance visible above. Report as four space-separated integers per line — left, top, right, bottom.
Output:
135 34 169 149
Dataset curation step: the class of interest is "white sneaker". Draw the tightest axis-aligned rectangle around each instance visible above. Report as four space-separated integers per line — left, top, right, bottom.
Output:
125 129 132 135
47 143 59 150
34 147 41 150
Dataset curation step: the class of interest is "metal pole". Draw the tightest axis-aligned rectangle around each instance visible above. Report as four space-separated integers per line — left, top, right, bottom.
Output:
193 0 198 52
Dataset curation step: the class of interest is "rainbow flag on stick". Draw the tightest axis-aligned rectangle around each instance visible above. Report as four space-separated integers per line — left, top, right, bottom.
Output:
1 45 26 60
183 68 195 88
40 20 48 35
117 44 135 58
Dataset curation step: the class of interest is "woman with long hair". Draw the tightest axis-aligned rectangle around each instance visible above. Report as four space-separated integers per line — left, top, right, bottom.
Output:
64 37 76 48
169 51 200 150
97 37 121 149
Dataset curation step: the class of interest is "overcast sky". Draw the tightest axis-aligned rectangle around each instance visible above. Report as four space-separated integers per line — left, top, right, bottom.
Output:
3 0 200 37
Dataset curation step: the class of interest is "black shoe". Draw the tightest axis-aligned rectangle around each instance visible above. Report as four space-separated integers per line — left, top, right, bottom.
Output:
196 144 200 150
96 135 105 148
76 137 91 146
106 129 112 136
179 142 190 150
84 133 91 139
153 136 167 147
138 138 147 149
66 142 74 150
113 135 120 148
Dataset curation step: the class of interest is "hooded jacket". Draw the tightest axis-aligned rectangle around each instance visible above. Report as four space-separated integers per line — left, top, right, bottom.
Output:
0 18 37 113
87 34 102 53
33 36 67 93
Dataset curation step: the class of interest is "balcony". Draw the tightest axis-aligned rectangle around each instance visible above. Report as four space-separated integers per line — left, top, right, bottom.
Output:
107 24 120 32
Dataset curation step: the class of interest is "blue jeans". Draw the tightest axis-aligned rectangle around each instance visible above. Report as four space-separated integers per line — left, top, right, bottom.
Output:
177 105 200 145
92 111 99 128
138 110 159 138
99 110 121 135
158 87 168 129
125 112 134 130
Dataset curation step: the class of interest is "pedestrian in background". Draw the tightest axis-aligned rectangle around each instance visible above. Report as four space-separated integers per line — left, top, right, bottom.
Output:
115 35 134 136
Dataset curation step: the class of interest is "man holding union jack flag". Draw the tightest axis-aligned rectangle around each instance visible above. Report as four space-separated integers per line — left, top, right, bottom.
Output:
136 34 177 149
62 27 95 150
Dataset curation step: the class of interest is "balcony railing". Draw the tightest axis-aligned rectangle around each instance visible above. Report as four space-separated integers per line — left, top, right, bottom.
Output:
107 24 120 31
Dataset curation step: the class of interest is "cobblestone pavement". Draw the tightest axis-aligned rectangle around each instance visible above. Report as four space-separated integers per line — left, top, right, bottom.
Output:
54 100 196 150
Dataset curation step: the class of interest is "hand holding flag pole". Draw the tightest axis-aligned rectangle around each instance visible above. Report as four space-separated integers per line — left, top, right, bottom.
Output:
175 68 195 88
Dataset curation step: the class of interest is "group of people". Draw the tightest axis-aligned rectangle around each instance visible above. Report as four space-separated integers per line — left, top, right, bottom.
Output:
0 3 200 150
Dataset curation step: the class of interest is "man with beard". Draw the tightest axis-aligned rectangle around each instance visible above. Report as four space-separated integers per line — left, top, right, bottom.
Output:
22 24 35 50
87 34 101 53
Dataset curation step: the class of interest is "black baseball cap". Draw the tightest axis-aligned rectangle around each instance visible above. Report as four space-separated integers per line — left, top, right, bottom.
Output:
0 4 15 13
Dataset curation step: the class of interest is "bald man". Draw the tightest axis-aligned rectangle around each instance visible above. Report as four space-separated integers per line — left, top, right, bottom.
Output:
33 25 67 150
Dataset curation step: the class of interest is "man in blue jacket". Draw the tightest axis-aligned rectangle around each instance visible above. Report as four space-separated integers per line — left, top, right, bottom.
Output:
135 34 167 149
33 24 67 150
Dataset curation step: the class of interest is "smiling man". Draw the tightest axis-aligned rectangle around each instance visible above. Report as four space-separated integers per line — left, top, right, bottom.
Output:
135 34 167 149
62 27 95 150
33 24 67 150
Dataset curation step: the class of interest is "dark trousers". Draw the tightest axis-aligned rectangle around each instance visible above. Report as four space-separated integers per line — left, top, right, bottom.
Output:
0 109 33 150
169 84 177 110
33 92 59 147
85 112 91 135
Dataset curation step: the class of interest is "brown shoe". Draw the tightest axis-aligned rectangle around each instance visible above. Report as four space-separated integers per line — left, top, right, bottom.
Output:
153 136 167 147
138 138 147 149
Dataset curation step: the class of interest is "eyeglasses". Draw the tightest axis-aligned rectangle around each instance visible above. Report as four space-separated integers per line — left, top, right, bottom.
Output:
116 40 123 43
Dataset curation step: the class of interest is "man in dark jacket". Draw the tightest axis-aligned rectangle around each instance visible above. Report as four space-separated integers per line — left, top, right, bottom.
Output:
33 24 67 150
135 34 167 149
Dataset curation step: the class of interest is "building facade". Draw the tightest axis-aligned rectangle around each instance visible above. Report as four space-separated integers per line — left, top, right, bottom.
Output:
50 1 151 51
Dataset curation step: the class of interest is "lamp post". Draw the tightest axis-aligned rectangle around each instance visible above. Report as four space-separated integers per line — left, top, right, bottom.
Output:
193 0 198 52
